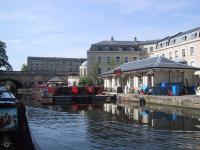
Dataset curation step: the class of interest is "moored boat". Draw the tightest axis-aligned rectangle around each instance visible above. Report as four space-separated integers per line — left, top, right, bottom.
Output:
0 87 37 150
50 86 116 105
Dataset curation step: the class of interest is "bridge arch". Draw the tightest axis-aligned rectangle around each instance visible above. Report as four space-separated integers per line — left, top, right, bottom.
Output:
0 78 23 89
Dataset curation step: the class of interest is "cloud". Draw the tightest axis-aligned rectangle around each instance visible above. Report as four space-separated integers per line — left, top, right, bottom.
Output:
173 13 200 19
0 11 39 21
0 4 54 22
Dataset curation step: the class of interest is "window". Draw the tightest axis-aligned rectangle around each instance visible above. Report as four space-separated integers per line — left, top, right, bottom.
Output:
97 56 102 63
169 52 172 59
98 68 101 74
133 57 137 61
124 57 128 63
182 49 185 57
150 47 153 52
160 43 162 47
107 67 111 71
107 57 111 64
95 46 100 51
175 51 178 58
80 69 82 76
116 57 120 64
162 53 165 57
173 39 176 44
190 47 194 55
105 46 110 51
84 69 87 76
118 47 124 51
182 36 187 41
129 47 135 51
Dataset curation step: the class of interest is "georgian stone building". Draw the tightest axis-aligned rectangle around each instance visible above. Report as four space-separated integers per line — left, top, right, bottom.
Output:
87 27 200 76
87 37 158 75
151 27 200 71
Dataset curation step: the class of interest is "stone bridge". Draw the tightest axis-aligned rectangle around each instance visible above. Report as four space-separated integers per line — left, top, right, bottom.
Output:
0 71 77 88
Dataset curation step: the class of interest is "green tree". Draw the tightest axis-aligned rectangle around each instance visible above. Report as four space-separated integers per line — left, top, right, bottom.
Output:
89 63 104 85
0 40 12 70
21 63 28 71
79 76 93 86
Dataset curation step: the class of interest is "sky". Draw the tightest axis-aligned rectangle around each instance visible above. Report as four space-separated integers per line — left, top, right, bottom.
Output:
1 0 200 70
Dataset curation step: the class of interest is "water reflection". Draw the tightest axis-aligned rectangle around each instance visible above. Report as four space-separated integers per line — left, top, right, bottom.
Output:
103 103 200 131
27 103 200 150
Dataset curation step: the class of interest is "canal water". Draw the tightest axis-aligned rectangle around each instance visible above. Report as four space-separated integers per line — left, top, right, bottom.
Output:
26 103 200 150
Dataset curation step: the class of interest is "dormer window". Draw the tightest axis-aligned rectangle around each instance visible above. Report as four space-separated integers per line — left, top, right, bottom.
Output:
182 36 187 41
129 47 135 51
105 46 110 51
118 47 124 51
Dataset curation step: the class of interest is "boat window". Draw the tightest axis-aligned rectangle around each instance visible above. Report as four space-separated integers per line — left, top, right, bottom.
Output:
0 91 14 99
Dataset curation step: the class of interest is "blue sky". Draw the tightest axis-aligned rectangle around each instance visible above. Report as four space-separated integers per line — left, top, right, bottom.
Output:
1 0 200 70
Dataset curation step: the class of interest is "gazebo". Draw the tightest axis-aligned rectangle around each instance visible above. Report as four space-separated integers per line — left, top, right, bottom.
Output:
47 76 65 87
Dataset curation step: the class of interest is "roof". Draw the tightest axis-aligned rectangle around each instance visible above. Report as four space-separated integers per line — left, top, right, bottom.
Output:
80 61 87 66
92 40 138 46
92 39 159 46
138 40 160 45
157 27 200 43
48 76 64 82
102 56 199 75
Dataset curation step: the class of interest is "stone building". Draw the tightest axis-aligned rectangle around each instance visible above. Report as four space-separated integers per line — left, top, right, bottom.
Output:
27 57 86 75
150 27 200 75
79 61 87 77
87 37 158 75
87 26 200 77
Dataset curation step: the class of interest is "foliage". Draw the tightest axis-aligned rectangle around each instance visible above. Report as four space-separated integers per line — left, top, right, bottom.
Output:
21 63 28 71
79 76 93 86
0 40 12 70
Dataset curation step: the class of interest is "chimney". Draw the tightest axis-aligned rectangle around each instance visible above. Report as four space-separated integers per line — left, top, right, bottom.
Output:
111 36 114 41
134 37 137 42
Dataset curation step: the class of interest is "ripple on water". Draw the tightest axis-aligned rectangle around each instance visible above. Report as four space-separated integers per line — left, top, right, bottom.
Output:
26 106 200 150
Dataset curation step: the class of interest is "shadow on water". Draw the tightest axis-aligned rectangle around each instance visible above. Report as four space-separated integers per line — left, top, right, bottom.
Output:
24 99 200 150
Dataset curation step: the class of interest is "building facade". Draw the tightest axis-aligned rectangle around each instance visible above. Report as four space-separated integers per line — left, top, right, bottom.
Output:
87 27 200 76
27 57 86 75
151 27 200 70
87 37 158 75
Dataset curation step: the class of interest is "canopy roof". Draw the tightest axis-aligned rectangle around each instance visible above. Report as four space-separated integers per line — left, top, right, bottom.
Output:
47 76 64 82
102 56 200 75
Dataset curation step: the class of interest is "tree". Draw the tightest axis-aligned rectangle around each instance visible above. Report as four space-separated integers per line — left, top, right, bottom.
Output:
88 63 104 85
21 63 28 71
79 76 93 86
0 40 12 70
